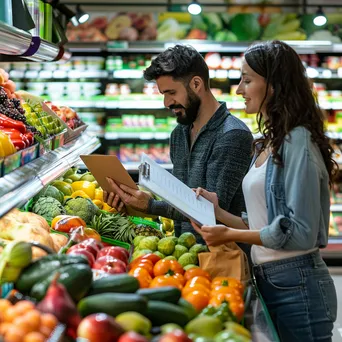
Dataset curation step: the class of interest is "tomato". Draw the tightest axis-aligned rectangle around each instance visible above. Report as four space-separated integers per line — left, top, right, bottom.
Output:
183 290 210 312
186 276 211 289
153 259 184 277
149 275 183 290
130 260 154 276
184 268 211 283
229 299 245 321
211 277 244 295
173 273 185 286
182 283 211 297
210 286 242 300
129 254 161 269
128 267 152 288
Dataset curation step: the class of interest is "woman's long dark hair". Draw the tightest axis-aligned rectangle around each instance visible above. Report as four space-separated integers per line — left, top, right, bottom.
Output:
244 40 337 184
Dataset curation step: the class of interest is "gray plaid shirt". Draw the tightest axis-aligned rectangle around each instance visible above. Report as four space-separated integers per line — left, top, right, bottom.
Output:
147 102 253 241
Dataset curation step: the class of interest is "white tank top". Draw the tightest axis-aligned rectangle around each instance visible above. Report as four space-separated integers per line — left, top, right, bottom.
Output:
242 156 317 265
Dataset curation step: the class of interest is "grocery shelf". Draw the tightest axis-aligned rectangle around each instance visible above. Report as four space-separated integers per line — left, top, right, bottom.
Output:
105 132 170 140
0 21 70 62
66 40 342 54
77 160 172 171
0 132 100 218
331 204 342 212
321 237 342 259
11 67 342 81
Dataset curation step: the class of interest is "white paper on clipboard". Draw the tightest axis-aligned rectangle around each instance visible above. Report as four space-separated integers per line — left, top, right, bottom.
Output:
138 153 216 226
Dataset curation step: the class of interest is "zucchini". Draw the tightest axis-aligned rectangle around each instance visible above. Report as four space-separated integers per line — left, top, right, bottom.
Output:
16 254 88 293
88 274 139 295
145 301 190 327
137 286 181 304
78 293 148 318
30 263 92 302
178 298 198 320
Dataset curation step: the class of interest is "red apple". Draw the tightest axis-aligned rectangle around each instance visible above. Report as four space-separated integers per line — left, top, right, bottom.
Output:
67 243 99 259
159 330 192 342
77 313 125 342
83 238 103 251
67 249 95 268
93 256 127 274
97 246 128 265
118 332 149 342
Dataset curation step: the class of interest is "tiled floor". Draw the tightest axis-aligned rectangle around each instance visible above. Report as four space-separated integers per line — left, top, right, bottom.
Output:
330 268 342 342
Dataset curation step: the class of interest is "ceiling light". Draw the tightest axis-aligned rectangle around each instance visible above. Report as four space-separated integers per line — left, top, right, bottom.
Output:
313 6 327 27
75 5 89 24
188 0 202 15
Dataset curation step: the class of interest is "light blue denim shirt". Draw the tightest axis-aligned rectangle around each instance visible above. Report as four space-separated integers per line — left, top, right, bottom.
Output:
242 126 330 250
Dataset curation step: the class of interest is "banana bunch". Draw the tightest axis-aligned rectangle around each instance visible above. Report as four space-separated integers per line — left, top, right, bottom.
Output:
0 241 32 284
262 14 306 41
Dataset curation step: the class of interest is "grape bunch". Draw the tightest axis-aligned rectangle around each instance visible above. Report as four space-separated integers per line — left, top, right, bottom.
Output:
0 87 42 138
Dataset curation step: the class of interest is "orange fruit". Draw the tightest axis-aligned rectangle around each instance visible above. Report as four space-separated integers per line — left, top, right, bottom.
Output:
24 331 46 342
4 325 25 342
14 300 35 315
186 276 211 289
23 309 41 331
13 316 35 334
3 306 17 322
0 322 13 335
40 325 53 338
183 290 210 312
0 299 12 312
40 313 58 331
184 268 211 283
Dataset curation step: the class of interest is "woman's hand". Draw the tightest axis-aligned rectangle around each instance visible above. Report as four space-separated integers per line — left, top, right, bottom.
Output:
103 178 152 213
193 187 220 214
191 221 232 247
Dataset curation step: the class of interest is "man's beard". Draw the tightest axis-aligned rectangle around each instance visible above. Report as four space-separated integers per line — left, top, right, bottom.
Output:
170 88 201 125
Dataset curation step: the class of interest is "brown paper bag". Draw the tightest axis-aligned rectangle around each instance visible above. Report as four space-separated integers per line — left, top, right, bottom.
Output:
198 243 250 282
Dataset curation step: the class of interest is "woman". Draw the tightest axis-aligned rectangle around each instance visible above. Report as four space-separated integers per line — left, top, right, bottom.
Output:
192 40 338 342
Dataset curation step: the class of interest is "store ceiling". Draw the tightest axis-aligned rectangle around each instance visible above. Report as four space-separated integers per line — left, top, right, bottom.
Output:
59 0 342 14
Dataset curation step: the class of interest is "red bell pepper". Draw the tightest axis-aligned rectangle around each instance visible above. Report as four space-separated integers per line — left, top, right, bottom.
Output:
0 114 26 134
11 139 26 150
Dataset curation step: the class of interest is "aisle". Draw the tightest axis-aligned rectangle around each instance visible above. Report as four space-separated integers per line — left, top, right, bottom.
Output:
331 268 342 342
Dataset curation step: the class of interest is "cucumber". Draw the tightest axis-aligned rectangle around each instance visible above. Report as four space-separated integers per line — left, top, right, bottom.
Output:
88 274 139 295
16 254 88 293
30 263 92 302
78 293 148 318
145 301 190 327
137 286 181 304
178 298 198 320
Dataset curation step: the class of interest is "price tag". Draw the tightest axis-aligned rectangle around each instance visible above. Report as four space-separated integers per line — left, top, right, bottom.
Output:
107 41 128 50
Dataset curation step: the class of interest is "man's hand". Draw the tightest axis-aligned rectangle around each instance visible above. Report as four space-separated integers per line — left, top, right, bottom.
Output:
103 177 152 212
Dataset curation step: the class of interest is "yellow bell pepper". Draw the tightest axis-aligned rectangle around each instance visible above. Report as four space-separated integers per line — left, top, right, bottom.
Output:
71 190 91 199
0 131 16 157
71 181 96 199
94 188 104 201
92 199 103 209
102 202 117 213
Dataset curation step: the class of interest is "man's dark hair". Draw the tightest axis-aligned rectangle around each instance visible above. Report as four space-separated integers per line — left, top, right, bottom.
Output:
144 45 210 90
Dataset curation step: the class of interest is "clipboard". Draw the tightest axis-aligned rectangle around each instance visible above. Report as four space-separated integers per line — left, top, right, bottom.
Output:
138 153 216 226
80 154 155 218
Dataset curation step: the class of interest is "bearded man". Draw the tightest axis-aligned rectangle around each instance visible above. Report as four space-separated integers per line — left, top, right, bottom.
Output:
104 45 253 243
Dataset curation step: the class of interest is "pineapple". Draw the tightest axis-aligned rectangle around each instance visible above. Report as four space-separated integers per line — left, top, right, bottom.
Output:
134 224 164 239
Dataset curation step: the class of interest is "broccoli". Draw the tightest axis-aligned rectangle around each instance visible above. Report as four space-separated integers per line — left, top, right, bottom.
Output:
64 197 99 224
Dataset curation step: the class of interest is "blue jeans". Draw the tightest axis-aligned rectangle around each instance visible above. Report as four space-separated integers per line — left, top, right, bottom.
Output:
253 250 337 342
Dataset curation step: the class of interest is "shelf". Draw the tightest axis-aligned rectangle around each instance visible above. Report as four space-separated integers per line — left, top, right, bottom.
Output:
66 40 342 54
105 132 170 140
0 21 70 62
321 238 342 259
0 132 100 218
